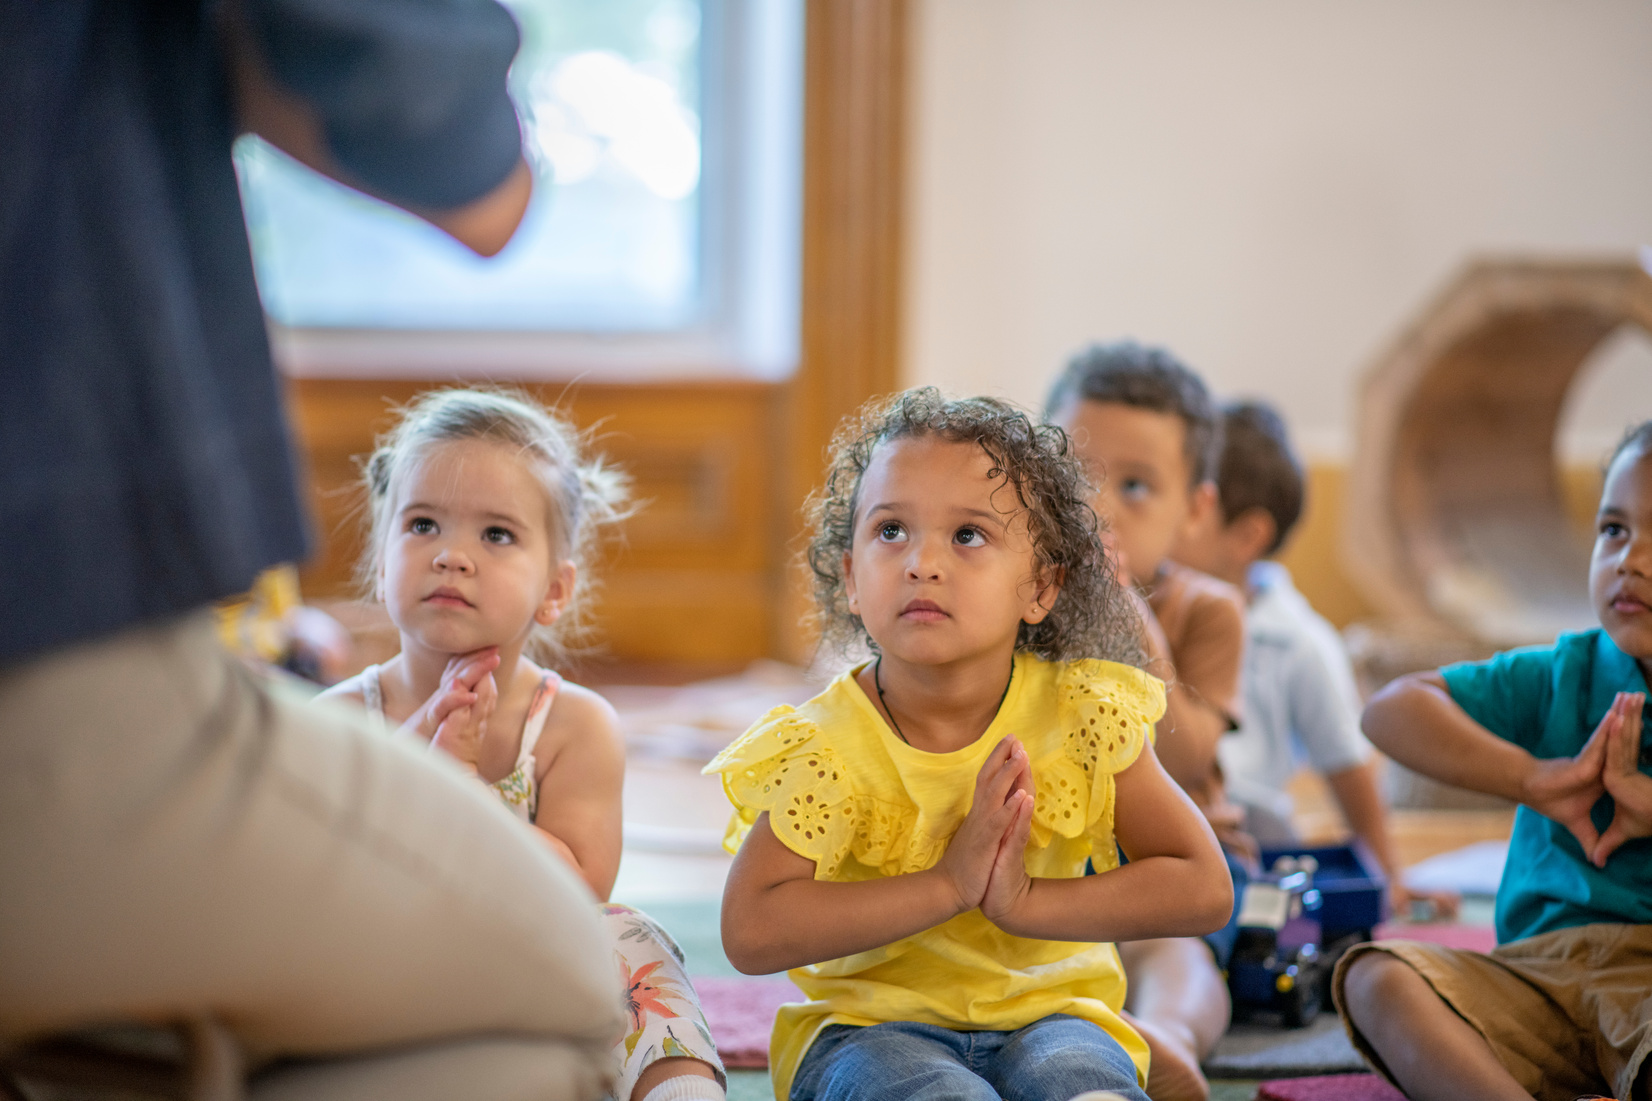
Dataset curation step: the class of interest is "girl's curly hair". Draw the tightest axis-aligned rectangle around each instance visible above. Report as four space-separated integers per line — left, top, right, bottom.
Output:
356 387 630 666
806 387 1145 665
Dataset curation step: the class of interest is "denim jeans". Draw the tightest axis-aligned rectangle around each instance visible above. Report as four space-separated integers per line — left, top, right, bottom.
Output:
789 1014 1149 1101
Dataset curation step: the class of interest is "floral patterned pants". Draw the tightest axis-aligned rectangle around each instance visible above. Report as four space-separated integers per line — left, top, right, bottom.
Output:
600 903 725 1100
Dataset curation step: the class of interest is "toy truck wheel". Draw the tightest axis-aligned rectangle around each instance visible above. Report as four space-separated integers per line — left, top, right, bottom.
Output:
1280 983 1316 1027
1276 962 1322 1027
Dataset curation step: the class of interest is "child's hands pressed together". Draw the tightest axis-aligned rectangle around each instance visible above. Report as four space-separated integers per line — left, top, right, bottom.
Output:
1521 691 1652 866
400 647 501 774
431 663 498 774
1520 699 1613 856
934 737 1033 915
979 748 1035 928
1592 692 1652 867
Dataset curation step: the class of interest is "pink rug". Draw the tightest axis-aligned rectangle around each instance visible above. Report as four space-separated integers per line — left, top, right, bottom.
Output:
1258 1073 1405 1101
694 925 1494 1073
693 975 800 1069
1372 921 1496 953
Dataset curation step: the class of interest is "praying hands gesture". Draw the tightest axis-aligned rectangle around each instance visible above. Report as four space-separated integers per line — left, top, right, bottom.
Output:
1522 692 1652 867
934 737 1035 916
1368 677 1652 870
399 647 501 775
1591 692 1652 866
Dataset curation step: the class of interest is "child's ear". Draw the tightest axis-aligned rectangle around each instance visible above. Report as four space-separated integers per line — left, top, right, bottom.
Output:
843 551 860 615
1233 507 1278 564
1185 479 1220 537
534 561 578 626
1024 565 1064 625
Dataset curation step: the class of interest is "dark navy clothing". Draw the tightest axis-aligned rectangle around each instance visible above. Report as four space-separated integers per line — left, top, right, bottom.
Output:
0 0 520 662
1440 629 1652 944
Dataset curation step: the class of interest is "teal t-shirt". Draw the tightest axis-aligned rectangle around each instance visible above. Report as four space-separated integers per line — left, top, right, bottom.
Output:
1440 629 1652 943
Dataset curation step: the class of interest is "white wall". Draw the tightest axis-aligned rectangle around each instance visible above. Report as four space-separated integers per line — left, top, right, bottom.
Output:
903 0 1652 461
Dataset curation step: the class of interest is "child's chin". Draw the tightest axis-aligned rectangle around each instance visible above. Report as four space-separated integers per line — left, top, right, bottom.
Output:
411 626 489 654
1600 614 1652 661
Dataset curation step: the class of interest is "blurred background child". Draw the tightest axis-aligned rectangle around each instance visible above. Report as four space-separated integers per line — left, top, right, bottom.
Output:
1173 400 1459 920
1046 343 1249 1101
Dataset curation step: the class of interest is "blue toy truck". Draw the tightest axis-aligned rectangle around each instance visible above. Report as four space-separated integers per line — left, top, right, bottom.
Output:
1226 843 1388 1027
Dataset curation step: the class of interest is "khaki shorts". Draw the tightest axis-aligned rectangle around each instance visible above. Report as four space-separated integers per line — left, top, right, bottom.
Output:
1333 923 1652 1101
0 613 624 1100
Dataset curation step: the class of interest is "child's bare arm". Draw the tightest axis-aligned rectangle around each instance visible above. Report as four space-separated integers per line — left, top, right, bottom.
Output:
1134 591 1229 796
1155 690 1229 796
1365 671 1611 854
980 738 1232 943
532 684 626 901
1324 758 1459 919
224 9 532 258
721 737 1030 975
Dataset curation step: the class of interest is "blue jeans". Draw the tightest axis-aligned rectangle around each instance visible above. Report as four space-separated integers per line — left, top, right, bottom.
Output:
789 1014 1149 1101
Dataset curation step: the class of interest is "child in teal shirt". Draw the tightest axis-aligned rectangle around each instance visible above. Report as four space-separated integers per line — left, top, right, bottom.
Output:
1337 424 1652 1101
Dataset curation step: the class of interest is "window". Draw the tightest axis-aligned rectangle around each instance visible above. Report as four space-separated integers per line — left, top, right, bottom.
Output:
237 0 802 381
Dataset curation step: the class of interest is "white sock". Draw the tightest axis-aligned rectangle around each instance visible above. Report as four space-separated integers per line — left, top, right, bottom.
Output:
639 1073 725 1101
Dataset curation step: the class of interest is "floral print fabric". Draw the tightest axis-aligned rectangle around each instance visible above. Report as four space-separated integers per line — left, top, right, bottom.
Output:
601 903 724 1099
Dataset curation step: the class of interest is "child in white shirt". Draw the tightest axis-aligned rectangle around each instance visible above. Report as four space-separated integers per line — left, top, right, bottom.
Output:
1173 400 1457 919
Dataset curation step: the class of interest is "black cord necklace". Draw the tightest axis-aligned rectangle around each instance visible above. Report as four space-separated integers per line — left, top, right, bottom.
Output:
874 655 1015 746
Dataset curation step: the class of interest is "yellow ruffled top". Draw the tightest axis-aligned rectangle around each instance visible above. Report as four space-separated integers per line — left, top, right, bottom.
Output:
703 652 1166 1097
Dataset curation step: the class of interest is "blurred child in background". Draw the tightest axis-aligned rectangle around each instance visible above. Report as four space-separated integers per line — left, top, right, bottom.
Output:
1172 401 1457 920
1047 343 1248 1101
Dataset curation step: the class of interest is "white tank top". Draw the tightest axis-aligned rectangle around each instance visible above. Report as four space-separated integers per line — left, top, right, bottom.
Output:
359 664 560 822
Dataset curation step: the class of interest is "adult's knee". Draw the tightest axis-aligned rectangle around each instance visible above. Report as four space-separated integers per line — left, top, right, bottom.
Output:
251 1035 607 1101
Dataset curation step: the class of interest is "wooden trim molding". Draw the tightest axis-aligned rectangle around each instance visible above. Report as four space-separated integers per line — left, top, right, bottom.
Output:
776 0 910 660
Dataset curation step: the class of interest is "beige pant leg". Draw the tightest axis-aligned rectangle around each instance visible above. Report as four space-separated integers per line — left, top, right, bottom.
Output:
0 614 623 1083
251 1037 607 1101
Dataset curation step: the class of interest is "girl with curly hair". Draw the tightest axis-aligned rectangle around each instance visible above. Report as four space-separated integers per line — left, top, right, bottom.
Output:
706 389 1232 1101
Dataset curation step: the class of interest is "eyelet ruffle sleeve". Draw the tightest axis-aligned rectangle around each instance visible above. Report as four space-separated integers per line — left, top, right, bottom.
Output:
1026 661 1165 862
704 704 950 879
704 706 855 870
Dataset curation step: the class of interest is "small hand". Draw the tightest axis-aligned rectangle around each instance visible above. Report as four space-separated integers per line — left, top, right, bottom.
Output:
431 666 497 771
980 783 1034 929
1592 692 1652 867
400 647 501 743
1388 881 1461 923
933 737 1030 914
1521 697 1612 856
1201 798 1260 866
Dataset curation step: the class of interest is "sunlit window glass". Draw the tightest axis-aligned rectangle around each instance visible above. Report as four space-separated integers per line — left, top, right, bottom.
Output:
236 0 704 332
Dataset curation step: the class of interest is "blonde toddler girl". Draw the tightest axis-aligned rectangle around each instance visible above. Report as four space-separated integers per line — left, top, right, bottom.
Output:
707 389 1233 1101
321 388 724 1101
